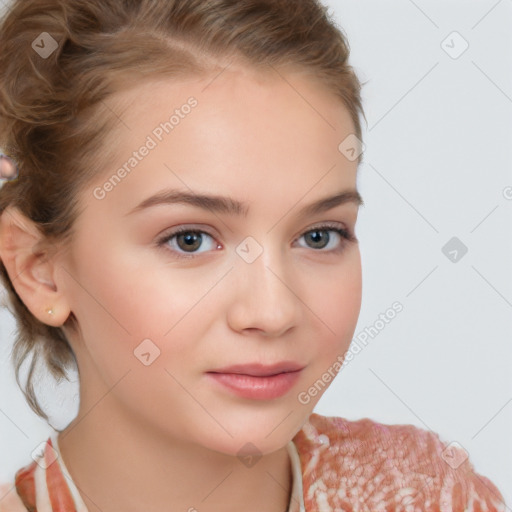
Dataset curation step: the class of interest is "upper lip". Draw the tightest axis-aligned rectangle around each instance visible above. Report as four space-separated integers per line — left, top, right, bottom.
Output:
207 361 305 377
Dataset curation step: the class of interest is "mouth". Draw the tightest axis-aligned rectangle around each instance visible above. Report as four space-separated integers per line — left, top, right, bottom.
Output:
206 361 305 377
205 362 305 400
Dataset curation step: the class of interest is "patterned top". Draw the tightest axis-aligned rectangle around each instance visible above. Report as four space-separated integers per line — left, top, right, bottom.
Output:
0 413 505 511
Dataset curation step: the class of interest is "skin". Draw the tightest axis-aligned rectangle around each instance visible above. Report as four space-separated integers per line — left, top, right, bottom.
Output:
0 62 362 512
0 155 17 180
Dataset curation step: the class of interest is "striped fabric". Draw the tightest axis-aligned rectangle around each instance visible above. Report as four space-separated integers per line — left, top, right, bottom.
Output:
0 413 506 511
10 432 88 512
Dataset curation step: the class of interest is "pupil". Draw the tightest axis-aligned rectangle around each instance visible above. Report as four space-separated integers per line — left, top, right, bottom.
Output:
179 233 201 251
308 230 328 248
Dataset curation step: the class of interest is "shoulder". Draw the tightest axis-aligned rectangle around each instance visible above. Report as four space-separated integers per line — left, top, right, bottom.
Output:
0 483 26 512
292 413 505 511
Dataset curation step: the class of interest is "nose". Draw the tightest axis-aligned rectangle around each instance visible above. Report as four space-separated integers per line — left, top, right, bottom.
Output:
226 243 302 338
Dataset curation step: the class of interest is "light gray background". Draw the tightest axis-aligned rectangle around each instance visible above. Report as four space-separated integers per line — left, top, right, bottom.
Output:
0 0 511 506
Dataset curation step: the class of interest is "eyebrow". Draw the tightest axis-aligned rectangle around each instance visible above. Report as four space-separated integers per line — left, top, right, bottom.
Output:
126 188 364 218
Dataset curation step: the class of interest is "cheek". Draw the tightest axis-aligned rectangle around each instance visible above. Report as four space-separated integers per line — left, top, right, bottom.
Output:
63 242 217 375
292 254 362 410
311 252 362 357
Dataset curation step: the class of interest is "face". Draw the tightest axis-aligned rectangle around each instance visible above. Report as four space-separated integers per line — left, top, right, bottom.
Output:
56 64 363 456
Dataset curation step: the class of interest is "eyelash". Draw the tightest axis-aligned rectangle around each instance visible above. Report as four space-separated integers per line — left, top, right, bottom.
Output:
156 223 358 260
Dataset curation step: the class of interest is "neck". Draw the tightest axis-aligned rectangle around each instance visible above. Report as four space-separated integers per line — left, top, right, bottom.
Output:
57 400 293 512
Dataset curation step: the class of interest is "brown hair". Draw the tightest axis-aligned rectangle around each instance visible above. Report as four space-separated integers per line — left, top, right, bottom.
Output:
0 0 366 422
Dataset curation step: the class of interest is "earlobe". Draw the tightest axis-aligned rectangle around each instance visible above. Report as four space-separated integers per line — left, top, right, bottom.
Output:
0 206 71 326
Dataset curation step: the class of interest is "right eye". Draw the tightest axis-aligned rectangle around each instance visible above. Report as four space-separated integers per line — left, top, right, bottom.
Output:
156 227 221 260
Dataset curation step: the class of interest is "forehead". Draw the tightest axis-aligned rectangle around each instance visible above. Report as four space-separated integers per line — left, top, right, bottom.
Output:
84 65 359 218
106 62 355 155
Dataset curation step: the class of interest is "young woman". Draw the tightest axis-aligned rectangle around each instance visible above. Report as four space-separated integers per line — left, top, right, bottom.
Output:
0 1 505 510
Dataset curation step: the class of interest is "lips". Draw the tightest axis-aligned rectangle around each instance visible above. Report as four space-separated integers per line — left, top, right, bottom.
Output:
207 361 305 377
205 362 305 400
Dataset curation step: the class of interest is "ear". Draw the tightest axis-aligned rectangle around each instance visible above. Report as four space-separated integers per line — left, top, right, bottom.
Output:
0 206 71 327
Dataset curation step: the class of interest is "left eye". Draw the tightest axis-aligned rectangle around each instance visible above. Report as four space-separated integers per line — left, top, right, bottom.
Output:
156 224 356 260
298 227 348 251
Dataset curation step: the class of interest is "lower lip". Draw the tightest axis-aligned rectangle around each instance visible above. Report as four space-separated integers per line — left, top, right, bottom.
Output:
206 370 302 400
